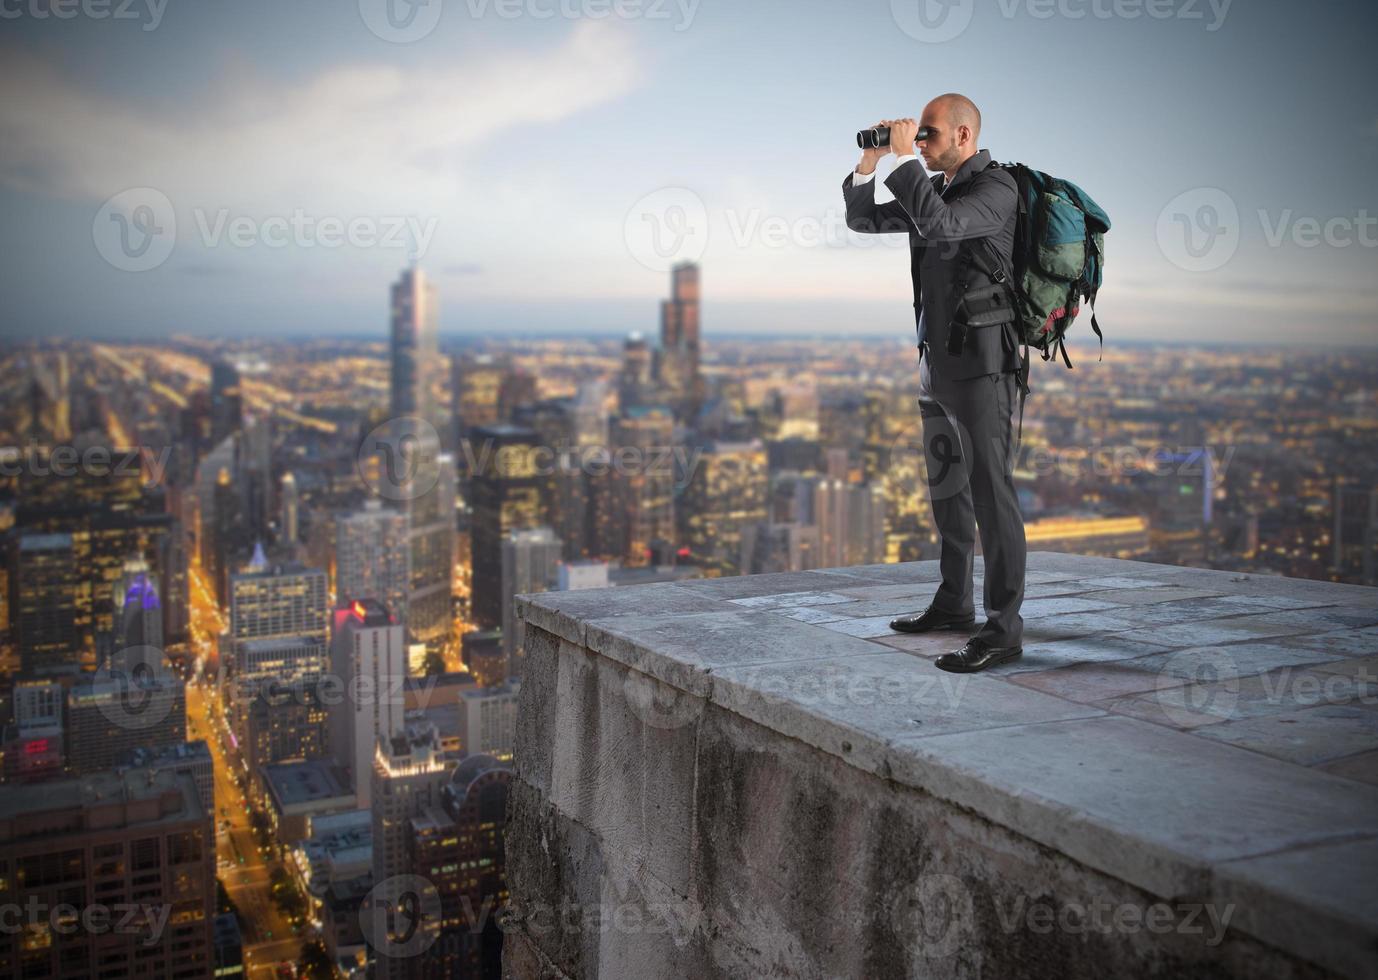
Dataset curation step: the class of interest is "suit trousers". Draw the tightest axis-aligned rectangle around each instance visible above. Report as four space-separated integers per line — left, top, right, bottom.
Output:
917 346 1026 646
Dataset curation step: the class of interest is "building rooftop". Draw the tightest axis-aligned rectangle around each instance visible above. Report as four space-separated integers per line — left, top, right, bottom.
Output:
512 552 1378 979
0 767 203 832
262 760 352 810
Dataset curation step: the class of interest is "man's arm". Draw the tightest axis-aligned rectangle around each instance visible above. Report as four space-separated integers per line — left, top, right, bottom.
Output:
842 168 914 235
885 161 1016 242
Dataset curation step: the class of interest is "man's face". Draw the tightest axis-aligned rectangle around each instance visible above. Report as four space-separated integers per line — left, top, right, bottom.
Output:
917 109 961 173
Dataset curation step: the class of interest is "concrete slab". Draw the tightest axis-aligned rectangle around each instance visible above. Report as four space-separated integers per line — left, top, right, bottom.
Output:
708 652 1105 777
1213 837 1378 980
1191 704 1378 766
1285 627 1378 658
1316 750 1378 786
583 608 885 696
999 634 1175 675
725 590 854 610
518 582 723 646
885 715 1378 899
1102 662 1378 730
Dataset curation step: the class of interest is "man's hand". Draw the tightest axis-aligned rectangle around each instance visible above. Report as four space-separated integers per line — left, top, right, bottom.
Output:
888 118 919 156
855 119 891 176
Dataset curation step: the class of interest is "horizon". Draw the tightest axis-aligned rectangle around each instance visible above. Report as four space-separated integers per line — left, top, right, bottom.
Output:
0 0 1374 345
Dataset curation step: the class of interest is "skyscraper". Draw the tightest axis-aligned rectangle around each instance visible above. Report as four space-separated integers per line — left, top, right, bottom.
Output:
368 721 452 980
112 555 164 670
451 353 507 445
210 358 243 447
280 470 300 546
500 527 561 677
228 560 329 681
400 754 511 978
611 407 676 567
329 599 407 808
1333 478 1378 585
389 267 439 424
679 439 769 576
468 425 549 629
618 331 654 412
656 261 703 417
336 500 410 634
405 450 455 651
14 532 80 675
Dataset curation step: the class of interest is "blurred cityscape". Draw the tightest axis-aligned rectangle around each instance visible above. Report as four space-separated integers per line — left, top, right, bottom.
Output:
1 262 1376 978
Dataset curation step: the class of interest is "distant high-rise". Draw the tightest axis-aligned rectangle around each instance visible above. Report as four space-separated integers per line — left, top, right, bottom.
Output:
112 555 164 667
369 721 452 980
611 407 676 567
329 599 407 808
405 449 456 650
1333 478 1378 585
451 353 507 442
336 500 410 633
14 532 81 675
279 471 300 546
389 267 439 424
457 683 522 761
679 439 769 576
66 669 187 773
618 331 654 412
500 527 561 677
740 521 821 574
210 358 243 446
656 261 703 417
774 475 886 568
228 561 329 681
469 425 550 629
401 754 511 978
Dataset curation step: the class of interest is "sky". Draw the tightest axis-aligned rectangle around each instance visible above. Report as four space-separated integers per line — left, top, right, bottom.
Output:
0 0 1375 348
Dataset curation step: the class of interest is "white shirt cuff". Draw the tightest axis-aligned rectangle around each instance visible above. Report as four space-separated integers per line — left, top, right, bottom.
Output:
853 169 876 185
893 154 919 168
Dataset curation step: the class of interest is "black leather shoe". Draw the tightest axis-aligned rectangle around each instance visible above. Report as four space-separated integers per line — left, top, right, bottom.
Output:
889 605 977 634
935 636 1023 673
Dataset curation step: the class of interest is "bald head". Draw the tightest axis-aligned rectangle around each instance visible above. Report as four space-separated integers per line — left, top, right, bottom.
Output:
930 93 981 141
918 93 983 178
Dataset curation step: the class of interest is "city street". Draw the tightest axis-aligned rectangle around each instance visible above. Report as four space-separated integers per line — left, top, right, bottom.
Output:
187 679 304 978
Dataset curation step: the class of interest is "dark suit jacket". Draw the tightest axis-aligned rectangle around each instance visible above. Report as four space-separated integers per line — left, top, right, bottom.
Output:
842 148 1020 381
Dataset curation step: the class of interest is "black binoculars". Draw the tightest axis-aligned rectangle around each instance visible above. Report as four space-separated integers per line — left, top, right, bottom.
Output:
856 125 934 149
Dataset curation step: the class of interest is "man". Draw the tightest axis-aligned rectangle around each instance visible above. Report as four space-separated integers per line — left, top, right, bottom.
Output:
842 93 1026 673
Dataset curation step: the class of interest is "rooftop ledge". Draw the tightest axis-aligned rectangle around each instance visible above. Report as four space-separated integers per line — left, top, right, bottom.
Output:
507 553 1378 980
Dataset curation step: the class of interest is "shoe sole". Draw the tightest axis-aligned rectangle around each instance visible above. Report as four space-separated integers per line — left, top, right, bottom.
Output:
889 618 977 635
935 648 1023 674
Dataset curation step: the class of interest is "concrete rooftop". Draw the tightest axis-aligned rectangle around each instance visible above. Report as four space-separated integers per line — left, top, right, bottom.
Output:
514 552 1378 979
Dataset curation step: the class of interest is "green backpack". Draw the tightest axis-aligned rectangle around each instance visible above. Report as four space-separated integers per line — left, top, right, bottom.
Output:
961 162 1111 436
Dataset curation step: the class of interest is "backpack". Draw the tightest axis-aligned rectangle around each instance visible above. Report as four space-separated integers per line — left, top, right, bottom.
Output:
959 162 1111 440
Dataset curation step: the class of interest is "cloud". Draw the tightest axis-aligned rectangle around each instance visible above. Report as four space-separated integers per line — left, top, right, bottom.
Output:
0 21 641 217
